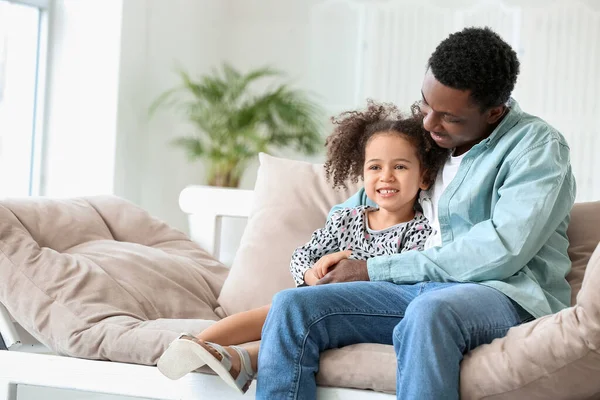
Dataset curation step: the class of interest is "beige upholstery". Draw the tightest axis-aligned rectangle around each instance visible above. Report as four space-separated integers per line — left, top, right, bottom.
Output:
460 242 600 400
565 201 600 304
0 196 228 365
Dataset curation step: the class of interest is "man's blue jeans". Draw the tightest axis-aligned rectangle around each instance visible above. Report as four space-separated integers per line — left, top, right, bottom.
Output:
256 281 532 399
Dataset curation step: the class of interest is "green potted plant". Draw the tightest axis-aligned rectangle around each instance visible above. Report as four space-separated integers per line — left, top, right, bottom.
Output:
150 64 324 188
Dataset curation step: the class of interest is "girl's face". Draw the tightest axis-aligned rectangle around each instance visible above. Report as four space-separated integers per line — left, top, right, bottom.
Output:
363 132 429 215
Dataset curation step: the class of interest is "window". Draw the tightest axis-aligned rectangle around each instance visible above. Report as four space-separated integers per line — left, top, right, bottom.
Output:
0 0 48 197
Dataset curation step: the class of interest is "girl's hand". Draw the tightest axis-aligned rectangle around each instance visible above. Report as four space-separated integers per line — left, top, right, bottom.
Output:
304 269 319 286
313 250 352 279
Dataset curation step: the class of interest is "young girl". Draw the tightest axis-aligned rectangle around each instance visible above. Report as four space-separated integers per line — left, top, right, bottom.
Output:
157 101 448 393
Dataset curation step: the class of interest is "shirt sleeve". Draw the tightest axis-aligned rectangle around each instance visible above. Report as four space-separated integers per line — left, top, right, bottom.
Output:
328 188 376 219
367 138 575 284
289 210 345 286
399 215 432 253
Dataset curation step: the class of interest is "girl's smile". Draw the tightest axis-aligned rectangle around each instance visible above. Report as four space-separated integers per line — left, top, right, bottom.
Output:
376 188 400 198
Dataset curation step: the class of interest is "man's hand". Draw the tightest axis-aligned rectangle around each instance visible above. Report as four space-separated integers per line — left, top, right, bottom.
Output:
316 259 370 285
313 250 352 279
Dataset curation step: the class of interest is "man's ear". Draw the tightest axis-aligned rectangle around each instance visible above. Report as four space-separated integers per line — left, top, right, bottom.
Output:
486 105 506 124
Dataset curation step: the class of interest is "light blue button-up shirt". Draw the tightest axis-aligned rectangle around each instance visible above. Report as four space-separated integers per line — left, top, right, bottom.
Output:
330 99 576 318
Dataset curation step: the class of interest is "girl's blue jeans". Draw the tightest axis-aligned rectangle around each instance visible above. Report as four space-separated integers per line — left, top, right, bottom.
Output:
256 281 532 400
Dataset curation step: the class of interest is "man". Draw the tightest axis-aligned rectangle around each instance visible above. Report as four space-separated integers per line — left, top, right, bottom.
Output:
256 27 575 399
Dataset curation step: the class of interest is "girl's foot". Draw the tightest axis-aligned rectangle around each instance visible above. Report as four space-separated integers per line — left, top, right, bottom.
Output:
157 333 208 380
191 339 255 394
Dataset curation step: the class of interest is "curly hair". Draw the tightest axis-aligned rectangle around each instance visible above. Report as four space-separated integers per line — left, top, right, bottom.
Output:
428 27 520 110
324 100 449 190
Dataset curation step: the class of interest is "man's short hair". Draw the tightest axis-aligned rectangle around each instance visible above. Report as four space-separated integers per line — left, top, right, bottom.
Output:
427 27 520 110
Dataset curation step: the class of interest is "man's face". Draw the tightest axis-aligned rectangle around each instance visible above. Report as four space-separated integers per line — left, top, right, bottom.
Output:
419 70 502 156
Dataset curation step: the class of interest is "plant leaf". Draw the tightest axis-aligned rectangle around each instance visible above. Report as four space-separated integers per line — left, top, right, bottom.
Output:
172 137 205 160
150 64 326 177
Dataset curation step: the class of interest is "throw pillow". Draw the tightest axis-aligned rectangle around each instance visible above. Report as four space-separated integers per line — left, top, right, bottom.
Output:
0 196 228 365
216 153 363 316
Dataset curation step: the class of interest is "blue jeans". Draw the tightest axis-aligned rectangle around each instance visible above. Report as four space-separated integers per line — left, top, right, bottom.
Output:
256 282 532 400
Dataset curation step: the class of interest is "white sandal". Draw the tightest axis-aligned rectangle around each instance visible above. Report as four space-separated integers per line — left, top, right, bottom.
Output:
193 340 255 394
157 334 255 394
157 333 209 380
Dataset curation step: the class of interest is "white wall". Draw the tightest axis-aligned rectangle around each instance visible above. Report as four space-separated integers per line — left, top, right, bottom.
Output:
113 0 227 232
42 0 122 197
41 0 599 233
113 0 355 232
113 0 331 232
112 0 599 234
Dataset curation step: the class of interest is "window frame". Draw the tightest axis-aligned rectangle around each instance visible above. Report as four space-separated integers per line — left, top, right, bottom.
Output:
2 0 50 195
5 0 49 10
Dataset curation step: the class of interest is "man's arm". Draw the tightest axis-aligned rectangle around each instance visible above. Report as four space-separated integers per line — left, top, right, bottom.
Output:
368 139 575 284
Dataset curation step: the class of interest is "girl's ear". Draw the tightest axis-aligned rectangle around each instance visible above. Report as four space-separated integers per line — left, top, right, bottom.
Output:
419 170 431 191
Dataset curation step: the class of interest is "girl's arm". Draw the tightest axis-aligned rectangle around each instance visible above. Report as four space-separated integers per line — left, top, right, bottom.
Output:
399 214 433 253
289 210 346 286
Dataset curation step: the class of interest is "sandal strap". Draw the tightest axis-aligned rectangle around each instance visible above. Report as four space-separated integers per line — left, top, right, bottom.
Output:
230 345 255 390
175 335 254 393
177 333 195 340
175 335 234 371
202 341 233 371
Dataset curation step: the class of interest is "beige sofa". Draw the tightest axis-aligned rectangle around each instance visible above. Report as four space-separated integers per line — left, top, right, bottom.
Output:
0 153 599 399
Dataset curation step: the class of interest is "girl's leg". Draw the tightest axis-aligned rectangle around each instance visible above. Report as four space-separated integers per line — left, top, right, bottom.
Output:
198 304 270 346
182 339 259 394
158 305 268 381
196 304 270 375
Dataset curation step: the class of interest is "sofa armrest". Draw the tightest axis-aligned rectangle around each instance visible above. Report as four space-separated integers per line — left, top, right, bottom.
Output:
179 185 253 261
0 303 19 349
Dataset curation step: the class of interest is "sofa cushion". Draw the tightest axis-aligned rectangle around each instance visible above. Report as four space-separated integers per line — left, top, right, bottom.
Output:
0 196 229 365
217 153 362 316
317 343 396 394
459 241 600 400
566 201 600 304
